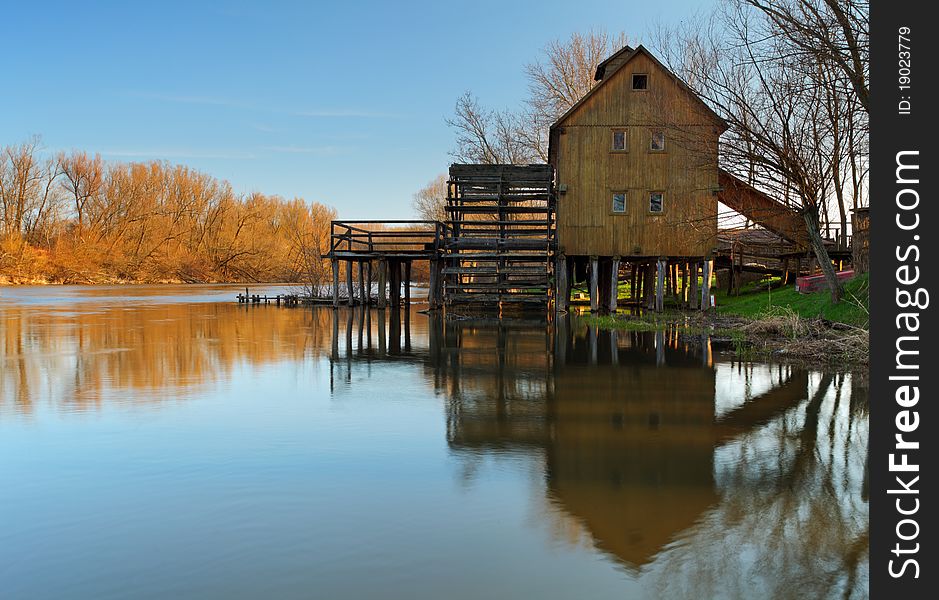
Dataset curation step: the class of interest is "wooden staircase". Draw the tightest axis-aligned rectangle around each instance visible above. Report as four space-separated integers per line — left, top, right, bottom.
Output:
444 164 557 308
717 169 810 249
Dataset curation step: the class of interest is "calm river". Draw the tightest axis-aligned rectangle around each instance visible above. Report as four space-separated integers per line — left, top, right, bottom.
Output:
0 285 868 599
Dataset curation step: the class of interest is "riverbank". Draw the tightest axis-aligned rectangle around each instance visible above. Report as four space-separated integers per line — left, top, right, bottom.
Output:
585 274 869 366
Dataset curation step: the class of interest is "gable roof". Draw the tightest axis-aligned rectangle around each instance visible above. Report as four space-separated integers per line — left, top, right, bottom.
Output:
550 44 728 132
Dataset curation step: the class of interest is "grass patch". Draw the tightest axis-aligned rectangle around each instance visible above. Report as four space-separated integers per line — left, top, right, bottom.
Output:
715 273 868 328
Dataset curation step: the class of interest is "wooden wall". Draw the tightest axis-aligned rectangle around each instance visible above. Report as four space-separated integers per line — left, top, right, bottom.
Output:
553 52 721 257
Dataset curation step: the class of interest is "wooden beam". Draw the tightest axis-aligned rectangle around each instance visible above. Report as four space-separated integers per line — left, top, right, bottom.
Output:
689 262 699 310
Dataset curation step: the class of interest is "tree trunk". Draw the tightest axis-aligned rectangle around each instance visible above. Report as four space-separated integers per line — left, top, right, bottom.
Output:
803 209 842 303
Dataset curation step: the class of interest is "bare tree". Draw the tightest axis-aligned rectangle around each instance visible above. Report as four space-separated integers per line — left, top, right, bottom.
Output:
743 0 869 113
653 1 868 302
59 151 104 240
447 93 537 165
524 30 628 160
448 30 627 163
412 174 448 222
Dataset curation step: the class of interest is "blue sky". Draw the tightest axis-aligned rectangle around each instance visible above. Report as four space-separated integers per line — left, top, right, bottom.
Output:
2 0 709 219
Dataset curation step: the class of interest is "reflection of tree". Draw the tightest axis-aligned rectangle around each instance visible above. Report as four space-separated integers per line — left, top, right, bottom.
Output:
1 302 335 414
651 374 869 600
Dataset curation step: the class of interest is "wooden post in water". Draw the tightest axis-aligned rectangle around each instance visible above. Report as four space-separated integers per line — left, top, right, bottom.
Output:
358 260 366 305
655 258 665 313
403 261 411 307
555 254 569 312
389 260 401 308
366 260 373 306
332 259 340 308
609 256 620 314
428 258 440 310
689 261 699 310
377 258 387 309
589 256 599 312
346 260 355 306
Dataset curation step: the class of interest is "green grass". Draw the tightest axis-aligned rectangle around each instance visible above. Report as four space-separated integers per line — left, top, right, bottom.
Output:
715 273 869 327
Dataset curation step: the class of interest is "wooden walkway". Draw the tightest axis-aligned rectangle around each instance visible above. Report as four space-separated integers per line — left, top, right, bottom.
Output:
327 220 448 309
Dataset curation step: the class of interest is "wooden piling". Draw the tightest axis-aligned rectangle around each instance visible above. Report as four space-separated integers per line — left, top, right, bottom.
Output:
556 254 569 312
377 258 387 309
701 258 712 310
358 260 366 305
630 263 637 303
332 259 340 308
346 260 355 306
403 261 411 307
389 260 401 308
589 256 599 313
609 256 620 313
689 261 699 310
655 258 665 313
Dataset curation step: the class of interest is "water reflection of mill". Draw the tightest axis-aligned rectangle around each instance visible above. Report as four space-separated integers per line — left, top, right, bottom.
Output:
329 308 868 586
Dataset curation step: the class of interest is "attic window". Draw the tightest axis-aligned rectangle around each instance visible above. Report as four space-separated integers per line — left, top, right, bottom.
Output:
632 74 648 90
611 129 627 152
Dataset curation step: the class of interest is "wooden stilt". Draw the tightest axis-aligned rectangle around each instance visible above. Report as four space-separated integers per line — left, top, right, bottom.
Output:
655 258 665 313
377 258 387 309
609 256 620 313
403 261 411 307
556 254 569 312
389 260 401 308
701 258 712 311
428 258 440 310
346 260 355 306
678 263 688 307
332 258 340 308
689 262 699 310
630 263 638 303
589 256 599 312
358 260 366 305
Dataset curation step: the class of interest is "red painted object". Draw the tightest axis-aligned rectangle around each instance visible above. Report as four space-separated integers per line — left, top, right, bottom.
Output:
795 270 855 293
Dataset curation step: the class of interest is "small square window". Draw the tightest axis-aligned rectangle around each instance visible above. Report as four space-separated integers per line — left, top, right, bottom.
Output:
612 130 627 151
632 74 648 90
612 192 626 213
651 131 665 151
649 192 664 213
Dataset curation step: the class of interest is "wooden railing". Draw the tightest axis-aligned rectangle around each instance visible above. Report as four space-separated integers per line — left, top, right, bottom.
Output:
329 220 450 257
